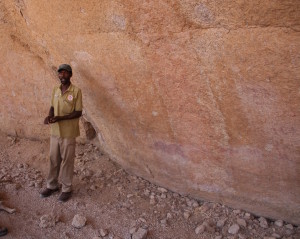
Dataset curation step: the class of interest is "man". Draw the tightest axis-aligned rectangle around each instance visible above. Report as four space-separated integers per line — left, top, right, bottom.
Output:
41 64 82 202
0 227 7 237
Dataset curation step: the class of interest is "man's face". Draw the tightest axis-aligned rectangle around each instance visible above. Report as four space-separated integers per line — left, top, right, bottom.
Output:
58 70 72 85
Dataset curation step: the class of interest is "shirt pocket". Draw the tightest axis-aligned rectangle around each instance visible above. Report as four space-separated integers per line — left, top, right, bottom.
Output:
62 98 75 114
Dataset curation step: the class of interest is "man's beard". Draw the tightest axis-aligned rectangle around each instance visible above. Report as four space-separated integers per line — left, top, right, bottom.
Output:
60 78 70 85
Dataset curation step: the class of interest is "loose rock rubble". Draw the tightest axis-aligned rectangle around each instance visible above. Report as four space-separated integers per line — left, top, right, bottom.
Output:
0 134 299 239
39 213 58 228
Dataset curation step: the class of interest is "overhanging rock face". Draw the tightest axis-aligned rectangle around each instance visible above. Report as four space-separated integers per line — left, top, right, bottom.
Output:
0 0 299 224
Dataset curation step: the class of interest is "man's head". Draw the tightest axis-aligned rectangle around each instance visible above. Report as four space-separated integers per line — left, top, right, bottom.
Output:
58 64 72 85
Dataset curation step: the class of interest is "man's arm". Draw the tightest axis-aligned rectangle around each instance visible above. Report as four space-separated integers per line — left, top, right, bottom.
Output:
44 107 54 124
49 110 82 123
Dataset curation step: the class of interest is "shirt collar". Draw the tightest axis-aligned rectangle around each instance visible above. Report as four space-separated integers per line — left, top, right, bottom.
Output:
59 83 74 93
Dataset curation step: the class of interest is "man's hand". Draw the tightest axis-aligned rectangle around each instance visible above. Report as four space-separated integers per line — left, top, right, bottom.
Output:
44 107 54 125
49 116 62 123
44 116 51 124
44 109 81 125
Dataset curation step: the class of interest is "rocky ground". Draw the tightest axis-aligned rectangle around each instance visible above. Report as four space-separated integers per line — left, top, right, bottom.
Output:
0 132 299 239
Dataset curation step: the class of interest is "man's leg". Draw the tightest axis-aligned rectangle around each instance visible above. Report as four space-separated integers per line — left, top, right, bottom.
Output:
58 137 76 201
47 136 62 189
41 136 61 197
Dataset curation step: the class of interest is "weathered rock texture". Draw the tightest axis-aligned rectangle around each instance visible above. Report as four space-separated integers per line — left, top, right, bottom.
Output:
0 0 299 224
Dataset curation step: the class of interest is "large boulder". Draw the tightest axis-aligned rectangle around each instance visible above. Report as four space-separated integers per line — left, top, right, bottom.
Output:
0 0 299 224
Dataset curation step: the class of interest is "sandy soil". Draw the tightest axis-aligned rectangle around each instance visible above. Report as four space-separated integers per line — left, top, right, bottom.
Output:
0 132 299 239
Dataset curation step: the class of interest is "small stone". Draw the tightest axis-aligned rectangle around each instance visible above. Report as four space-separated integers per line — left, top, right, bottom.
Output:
173 193 179 197
99 228 109 237
237 218 247 227
244 213 251 219
259 217 268 228
217 219 226 227
149 198 156 205
28 181 35 187
204 223 215 233
186 198 192 207
132 228 148 239
183 211 191 219
129 227 137 234
166 213 172 219
228 224 240 234
192 201 199 207
39 214 57 228
160 218 167 225
63 232 71 239
285 224 293 230
160 193 166 199
17 163 24 169
12 172 20 177
271 233 281 239
83 169 93 177
150 194 155 199
112 178 119 184
200 203 210 212
195 224 206 234
138 218 146 223
285 229 293 236
144 189 150 196
72 214 86 229
233 209 241 214
274 220 283 227
221 227 227 235
158 187 167 193
35 181 42 188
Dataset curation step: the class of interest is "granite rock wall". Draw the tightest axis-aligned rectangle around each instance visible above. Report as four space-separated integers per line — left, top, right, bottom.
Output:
0 0 299 224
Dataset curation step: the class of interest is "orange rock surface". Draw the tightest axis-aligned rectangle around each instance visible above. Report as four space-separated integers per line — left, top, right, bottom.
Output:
0 0 299 224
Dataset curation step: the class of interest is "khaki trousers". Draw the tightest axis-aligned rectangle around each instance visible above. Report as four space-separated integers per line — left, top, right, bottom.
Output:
47 136 76 193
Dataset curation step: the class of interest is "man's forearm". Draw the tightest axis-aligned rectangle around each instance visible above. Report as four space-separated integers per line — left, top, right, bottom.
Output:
44 107 54 124
48 107 54 117
57 111 82 121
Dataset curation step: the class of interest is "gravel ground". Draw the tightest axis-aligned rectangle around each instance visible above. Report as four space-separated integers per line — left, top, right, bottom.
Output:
0 133 299 239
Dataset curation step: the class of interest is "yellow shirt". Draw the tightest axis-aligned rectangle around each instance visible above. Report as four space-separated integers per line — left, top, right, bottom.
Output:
50 83 83 138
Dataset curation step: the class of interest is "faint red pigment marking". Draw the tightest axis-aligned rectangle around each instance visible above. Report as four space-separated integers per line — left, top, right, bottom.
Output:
153 141 185 158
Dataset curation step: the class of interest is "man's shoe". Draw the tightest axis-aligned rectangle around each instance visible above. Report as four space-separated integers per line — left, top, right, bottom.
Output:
58 192 72 202
0 227 8 237
40 188 59 198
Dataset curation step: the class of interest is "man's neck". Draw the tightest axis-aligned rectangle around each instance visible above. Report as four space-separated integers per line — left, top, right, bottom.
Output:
61 82 71 94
